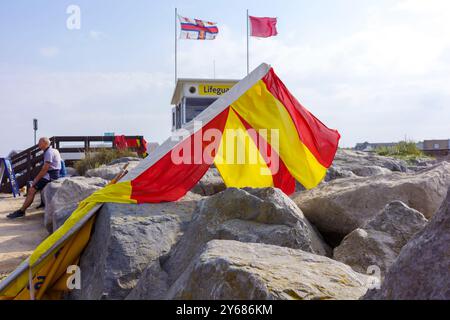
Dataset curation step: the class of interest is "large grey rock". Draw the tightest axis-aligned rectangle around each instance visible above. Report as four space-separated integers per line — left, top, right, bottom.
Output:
325 166 357 182
165 240 370 300
333 149 408 173
293 162 450 241
165 188 330 284
350 166 392 177
44 177 108 233
70 192 202 300
108 157 141 166
191 167 226 196
41 178 67 207
85 161 140 180
333 201 428 275
365 187 450 300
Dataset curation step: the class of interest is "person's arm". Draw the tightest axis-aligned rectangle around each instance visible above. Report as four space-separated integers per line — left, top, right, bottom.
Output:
32 162 50 186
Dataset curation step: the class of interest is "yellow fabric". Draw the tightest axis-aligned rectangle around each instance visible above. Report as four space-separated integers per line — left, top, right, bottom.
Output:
214 109 274 188
0 181 135 299
230 80 327 189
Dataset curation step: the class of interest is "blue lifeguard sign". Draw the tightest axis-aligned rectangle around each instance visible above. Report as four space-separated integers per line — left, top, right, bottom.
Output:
0 158 20 197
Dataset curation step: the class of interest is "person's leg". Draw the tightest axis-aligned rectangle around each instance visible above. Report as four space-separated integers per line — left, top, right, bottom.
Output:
8 179 48 219
20 186 37 212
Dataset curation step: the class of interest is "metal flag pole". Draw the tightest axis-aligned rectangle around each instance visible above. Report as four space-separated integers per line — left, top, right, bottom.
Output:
175 7 178 84
246 9 249 75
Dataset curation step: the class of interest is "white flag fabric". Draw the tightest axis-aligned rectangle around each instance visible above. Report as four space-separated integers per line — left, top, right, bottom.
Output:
178 15 219 40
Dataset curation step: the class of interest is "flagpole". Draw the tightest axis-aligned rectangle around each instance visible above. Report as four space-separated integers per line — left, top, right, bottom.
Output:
175 7 178 84
246 9 249 75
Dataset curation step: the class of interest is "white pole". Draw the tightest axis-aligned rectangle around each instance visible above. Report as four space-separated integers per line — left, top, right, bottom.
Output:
175 8 178 84
246 9 249 75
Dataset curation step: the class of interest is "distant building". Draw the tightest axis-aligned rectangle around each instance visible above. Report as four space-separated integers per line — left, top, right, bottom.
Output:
171 78 238 131
422 139 450 157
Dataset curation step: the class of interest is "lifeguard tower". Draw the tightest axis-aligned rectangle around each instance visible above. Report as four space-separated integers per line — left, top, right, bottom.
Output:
171 78 238 131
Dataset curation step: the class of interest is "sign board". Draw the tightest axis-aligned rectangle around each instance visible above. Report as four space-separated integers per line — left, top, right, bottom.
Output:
0 158 20 197
198 84 233 96
104 132 115 137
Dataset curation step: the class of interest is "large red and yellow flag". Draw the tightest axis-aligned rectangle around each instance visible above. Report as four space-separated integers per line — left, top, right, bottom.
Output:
0 63 340 299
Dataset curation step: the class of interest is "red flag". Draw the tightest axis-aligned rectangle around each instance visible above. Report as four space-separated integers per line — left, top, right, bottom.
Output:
249 16 278 38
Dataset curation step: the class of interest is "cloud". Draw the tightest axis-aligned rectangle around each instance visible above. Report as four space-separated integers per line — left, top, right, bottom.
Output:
39 46 60 58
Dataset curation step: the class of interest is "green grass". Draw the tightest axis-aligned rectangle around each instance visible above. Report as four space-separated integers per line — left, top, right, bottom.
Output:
375 141 433 163
74 148 138 175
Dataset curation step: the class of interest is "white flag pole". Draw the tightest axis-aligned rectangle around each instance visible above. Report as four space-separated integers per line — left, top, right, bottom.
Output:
175 7 178 84
246 9 249 75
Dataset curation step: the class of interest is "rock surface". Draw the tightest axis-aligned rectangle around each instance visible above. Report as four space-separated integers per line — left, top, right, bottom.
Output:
333 201 428 275
128 188 331 300
70 192 202 300
85 161 140 181
43 177 107 233
191 167 226 196
165 240 370 300
165 188 330 284
365 187 450 300
293 162 450 241
333 149 408 173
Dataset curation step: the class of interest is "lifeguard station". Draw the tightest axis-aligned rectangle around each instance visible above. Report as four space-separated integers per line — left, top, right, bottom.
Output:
171 78 238 130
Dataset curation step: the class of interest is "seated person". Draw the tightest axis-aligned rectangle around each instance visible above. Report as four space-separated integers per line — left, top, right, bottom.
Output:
7 137 61 219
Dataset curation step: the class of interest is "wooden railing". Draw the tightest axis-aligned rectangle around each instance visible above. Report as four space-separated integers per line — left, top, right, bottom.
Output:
0 135 144 193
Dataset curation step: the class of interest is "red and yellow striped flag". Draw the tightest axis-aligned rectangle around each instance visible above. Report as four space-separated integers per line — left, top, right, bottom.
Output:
0 63 340 299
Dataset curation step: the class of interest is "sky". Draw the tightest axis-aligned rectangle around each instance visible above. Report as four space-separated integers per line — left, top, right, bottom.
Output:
0 0 449 156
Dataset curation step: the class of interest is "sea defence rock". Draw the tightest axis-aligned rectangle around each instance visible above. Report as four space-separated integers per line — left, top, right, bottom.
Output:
108 157 141 166
191 167 226 196
43 177 107 233
165 240 370 300
70 192 203 300
365 188 450 300
333 149 408 174
127 188 331 299
333 201 428 275
85 161 140 181
292 162 450 241
164 188 331 284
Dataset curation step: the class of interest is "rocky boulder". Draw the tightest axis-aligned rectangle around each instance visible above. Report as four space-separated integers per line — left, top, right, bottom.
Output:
324 166 356 182
164 188 330 284
333 149 408 173
44 177 108 233
165 240 370 300
292 162 450 242
85 161 140 181
365 187 450 300
108 157 141 166
191 167 226 196
333 201 428 275
70 192 203 300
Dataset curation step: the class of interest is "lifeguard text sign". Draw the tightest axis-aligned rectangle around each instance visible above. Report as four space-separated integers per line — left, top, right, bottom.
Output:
199 84 234 96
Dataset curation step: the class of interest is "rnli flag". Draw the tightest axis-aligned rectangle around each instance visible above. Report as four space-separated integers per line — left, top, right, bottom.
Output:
178 15 219 40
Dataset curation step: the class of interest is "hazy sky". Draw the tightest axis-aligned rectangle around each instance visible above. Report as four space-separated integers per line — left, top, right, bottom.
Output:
1 0 449 156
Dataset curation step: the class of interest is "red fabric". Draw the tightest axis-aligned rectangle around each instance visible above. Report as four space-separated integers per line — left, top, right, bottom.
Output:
234 110 296 195
130 108 230 203
114 135 148 156
262 68 341 168
249 16 278 38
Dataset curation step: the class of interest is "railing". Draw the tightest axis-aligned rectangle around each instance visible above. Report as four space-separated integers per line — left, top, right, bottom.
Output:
0 135 145 193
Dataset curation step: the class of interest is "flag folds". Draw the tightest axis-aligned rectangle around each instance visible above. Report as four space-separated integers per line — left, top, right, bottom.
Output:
178 15 219 40
249 16 278 38
0 63 340 299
